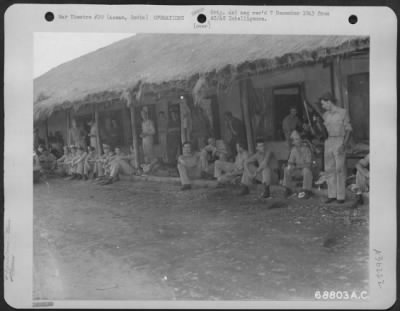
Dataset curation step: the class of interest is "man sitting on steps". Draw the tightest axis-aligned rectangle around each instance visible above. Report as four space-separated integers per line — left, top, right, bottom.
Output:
282 130 313 199
239 139 273 199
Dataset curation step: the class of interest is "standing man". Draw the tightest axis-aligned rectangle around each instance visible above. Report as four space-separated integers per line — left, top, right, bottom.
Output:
319 92 352 204
88 120 98 151
239 139 273 199
224 111 245 157
69 119 82 148
140 108 156 164
282 107 302 146
167 110 181 164
158 111 168 163
282 130 313 199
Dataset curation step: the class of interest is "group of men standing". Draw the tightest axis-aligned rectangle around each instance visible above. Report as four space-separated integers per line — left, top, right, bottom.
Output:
176 91 369 204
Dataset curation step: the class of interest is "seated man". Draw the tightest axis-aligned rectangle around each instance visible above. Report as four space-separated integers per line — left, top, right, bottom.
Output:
56 146 71 177
353 153 369 204
69 146 87 180
37 145 57 175
214 142 248 187
63 145 77 178
239 139 273 198
199 137 226 178
282 130 313 199
177 141 202 190
94 144 115 183
83 146 97 180
101 146 138 185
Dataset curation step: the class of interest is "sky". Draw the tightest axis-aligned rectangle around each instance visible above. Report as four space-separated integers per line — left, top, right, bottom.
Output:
34 33 134 78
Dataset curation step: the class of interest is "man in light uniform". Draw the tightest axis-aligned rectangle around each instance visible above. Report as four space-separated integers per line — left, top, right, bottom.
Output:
239 139 273 199
214 142 248 186
199 137 225 178
352 153 369 205
319 92 352 204
282 130 313 199
177 141 202 190
101 146 138 185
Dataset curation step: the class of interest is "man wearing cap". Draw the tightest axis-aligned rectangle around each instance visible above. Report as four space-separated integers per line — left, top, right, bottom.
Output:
282 130 313 199
319 92 352 204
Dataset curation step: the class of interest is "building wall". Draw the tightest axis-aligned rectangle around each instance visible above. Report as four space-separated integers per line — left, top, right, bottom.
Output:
217 54 369 159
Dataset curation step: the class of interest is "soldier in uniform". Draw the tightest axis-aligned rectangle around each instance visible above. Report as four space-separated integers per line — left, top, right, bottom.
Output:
319 92 352 204
239 139 273 199
282 130 313 199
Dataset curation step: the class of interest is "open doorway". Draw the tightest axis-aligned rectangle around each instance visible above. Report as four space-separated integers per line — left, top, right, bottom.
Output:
272 84 303 141
348 73 369 142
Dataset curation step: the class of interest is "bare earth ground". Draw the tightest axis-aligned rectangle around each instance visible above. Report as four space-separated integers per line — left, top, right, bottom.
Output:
34 178 369 301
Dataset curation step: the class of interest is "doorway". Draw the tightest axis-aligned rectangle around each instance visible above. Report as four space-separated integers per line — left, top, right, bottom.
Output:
272 85 303 140
347 73 369 142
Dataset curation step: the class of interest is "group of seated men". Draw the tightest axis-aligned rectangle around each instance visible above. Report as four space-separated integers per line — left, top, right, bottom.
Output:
177 130 370 202
35 131 369 204
35 143 139 185
177 130 313 199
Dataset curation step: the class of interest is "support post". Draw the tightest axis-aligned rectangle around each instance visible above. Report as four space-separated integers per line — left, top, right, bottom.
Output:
330 56 345 107
128 93 140 169
66 109 71 146
44 119 49 149
94 106 102 155
240 79 254 153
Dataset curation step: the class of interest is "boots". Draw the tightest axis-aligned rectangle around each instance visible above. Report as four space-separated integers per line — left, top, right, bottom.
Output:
261 184 271 199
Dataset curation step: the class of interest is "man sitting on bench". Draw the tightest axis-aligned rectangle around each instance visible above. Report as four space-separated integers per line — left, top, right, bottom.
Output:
282 130 313 199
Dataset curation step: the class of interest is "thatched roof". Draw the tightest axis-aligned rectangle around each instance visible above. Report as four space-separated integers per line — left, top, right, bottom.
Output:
34 34 369 120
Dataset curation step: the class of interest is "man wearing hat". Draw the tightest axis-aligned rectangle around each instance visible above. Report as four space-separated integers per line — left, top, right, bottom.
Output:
282 130 313 199
319 92 352 204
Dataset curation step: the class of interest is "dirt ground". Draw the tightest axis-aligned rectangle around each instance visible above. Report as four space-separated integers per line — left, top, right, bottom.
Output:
34 178 369 301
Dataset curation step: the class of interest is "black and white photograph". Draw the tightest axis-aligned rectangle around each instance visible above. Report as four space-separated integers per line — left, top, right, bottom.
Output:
3 4 397 309
33 33 371 300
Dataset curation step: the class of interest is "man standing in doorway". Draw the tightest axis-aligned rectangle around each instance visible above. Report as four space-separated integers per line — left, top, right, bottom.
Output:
282 107 302 146
88 120 98 151
140 107 156 164
319 92 352 204
224 111 245 156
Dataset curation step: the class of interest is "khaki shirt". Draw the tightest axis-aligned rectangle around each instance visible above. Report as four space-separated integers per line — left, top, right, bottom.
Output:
323 105 352 137
246 150 272 168
178 153 200 168
288 143 312 167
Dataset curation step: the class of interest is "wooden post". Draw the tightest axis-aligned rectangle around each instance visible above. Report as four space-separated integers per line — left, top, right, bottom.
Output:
240 79 254 153
66 110 71 146
94 106 102 155
330 56 344 107
128 93 140 169
44 119 49 149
